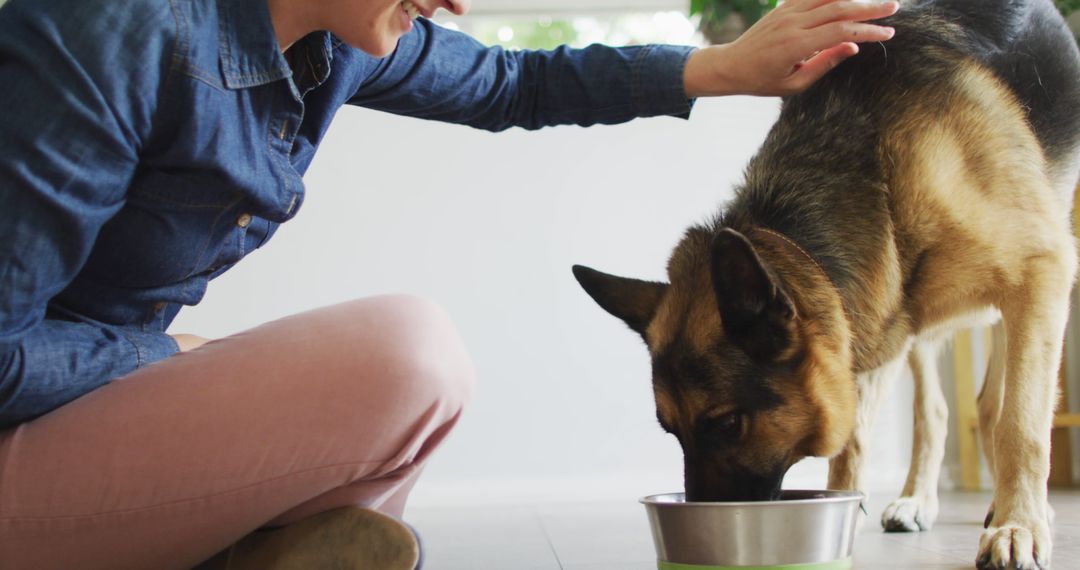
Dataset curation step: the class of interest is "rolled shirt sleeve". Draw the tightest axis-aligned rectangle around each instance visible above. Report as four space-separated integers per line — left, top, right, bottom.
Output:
0 322 178 427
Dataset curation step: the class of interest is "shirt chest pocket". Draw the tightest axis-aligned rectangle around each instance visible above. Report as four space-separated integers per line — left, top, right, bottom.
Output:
83 171 253 289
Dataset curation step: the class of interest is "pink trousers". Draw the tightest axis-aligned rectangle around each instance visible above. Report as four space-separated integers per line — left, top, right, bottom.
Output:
0 296 475 570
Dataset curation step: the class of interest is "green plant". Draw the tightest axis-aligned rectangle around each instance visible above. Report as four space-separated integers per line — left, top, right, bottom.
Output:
1055 0 1080 42
690 0 778 27
690 0 778 44
1057 0 1080 16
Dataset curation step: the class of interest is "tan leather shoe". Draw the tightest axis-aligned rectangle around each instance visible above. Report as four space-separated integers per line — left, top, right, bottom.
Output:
195 507 420 570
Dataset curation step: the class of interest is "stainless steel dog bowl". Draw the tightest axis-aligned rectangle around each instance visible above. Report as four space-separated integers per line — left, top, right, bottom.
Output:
641 490 863 569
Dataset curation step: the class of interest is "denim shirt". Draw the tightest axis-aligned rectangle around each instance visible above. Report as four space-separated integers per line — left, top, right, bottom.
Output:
0 0 695 427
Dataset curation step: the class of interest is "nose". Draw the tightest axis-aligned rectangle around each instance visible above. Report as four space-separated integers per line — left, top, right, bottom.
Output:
686 475 780 502
444 0 470 15
684 460 784 502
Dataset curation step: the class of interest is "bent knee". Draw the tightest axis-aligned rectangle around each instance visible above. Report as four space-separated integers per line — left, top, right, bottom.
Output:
332 295 475 414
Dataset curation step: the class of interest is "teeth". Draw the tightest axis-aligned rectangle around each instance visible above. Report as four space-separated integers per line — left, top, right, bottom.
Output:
402 1 420 19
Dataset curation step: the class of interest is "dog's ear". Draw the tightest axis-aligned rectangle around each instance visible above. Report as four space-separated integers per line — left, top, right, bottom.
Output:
710 228 796 361
572 265 667 336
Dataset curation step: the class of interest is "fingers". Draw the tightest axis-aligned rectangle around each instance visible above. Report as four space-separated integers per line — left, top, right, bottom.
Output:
763 0 896 70
787 0 898 17
801 0 900 28
780 0 844 12
800 20 894 56
789 42 858 89
696 0 899 97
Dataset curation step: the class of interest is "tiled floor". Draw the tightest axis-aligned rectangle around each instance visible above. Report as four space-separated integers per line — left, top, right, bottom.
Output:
407 490 1080 569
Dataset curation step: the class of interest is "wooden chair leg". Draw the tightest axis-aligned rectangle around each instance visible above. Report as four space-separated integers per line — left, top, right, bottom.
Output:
1051 181 1080 486
1051 346 1074 487
954 328 982 490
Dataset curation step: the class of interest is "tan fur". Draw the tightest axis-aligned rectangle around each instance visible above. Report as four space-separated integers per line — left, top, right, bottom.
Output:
752 230 856 458
832 60 1075 565
575 13 1077 565
646 230 714 357
644 227 862 492
667 57 1072 561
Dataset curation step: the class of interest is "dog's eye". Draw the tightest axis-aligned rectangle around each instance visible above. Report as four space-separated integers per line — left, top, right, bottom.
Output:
703 412 743 441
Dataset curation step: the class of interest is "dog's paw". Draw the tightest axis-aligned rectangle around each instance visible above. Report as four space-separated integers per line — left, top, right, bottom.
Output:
986 504 1055 528
881 496 938 532
976 520 1051 570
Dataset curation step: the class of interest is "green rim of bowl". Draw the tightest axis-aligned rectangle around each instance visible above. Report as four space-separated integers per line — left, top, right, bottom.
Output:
658 557 852 570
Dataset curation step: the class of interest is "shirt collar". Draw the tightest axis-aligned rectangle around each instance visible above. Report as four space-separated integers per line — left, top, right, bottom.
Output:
217 0 292 89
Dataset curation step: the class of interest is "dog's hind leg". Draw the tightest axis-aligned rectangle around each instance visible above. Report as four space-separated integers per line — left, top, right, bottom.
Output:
882 337 948 532
828 351 909 508
977 251 1075 570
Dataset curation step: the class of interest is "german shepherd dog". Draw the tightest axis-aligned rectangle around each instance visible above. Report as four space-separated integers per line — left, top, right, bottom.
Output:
573 0 1080 567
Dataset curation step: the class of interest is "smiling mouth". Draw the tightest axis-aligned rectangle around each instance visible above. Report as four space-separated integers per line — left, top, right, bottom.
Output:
402 1 421 19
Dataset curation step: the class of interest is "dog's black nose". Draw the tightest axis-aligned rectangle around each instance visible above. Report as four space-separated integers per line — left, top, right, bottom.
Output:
685 464 785 502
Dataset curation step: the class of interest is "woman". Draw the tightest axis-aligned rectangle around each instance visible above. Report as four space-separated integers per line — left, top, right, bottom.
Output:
0 0 898 568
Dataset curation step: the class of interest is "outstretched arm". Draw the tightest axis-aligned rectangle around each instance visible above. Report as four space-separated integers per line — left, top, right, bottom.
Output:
346 1 898 131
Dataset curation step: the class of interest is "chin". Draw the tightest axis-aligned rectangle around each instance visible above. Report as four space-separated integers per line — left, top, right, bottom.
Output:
351 35 401 58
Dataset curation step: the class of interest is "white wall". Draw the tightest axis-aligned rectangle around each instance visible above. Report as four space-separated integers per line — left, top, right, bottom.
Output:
170 93 919 507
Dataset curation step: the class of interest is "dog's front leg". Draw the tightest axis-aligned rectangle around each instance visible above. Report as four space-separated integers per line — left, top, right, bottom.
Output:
979 253 1075 570
827 353 908 504
882 338 947 532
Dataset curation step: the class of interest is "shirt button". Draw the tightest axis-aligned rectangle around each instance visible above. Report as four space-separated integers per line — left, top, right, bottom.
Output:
236 213 253 228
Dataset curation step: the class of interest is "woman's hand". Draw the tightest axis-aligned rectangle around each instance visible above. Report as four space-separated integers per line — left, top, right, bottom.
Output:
171 334 211 352
684 0 900 98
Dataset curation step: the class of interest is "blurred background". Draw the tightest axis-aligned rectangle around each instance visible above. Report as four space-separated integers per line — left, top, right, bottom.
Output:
169 0 1080 509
